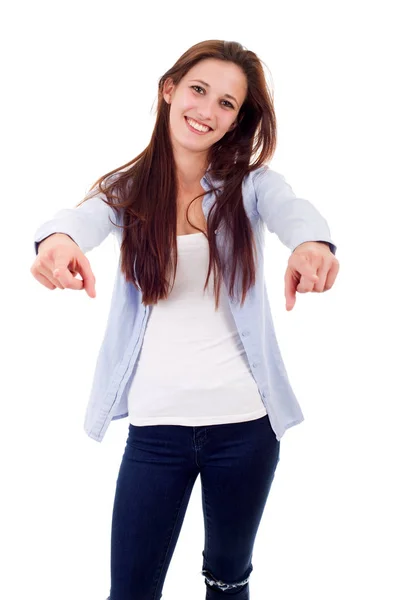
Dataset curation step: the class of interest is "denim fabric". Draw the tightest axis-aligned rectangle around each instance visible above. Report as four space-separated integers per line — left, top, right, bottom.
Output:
107 412 280 599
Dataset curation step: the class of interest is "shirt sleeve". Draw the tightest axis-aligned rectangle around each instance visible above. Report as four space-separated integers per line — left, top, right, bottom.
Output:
33 182 121 256
252 166 337 255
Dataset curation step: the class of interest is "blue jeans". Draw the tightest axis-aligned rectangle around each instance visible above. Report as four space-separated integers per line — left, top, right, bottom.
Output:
107 412 280 599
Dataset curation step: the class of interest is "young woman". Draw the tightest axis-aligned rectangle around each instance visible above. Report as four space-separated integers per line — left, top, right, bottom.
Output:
32 39 339 600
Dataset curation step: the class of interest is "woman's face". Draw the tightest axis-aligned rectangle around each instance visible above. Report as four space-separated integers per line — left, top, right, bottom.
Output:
163 58 248 157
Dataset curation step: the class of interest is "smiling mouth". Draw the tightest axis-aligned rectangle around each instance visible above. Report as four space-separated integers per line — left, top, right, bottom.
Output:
184 116 213 134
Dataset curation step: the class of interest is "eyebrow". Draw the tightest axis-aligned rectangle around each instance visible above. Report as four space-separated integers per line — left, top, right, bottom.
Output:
188 79 239 106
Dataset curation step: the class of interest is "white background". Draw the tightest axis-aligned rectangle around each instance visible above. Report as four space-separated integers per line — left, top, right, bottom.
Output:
2 0 399 598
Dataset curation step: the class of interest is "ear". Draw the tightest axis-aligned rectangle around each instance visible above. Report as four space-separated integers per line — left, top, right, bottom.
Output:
163 77 175 104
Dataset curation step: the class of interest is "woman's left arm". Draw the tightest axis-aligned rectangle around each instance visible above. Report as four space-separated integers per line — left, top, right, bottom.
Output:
252 167 340 310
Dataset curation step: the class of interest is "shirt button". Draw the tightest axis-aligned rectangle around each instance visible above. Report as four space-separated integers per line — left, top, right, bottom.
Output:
262 392 267 398
252 362 259 368
241 330 250 337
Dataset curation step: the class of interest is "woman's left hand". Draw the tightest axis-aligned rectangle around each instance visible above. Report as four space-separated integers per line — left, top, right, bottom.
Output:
284 242 340 311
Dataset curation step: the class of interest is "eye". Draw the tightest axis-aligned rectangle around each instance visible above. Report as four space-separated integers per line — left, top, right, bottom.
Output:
190 85 234 109
191 85 204 94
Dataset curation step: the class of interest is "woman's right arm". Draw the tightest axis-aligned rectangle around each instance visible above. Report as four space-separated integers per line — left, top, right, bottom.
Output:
33 194 119 257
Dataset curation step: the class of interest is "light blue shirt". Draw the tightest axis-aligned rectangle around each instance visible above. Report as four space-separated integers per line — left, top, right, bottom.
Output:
33 166 337 441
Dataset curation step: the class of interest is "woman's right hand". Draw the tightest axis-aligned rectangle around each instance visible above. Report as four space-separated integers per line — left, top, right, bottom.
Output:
30 233 96 298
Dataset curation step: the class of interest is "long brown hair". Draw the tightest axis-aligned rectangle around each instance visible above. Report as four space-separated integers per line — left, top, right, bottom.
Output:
77 39 277 309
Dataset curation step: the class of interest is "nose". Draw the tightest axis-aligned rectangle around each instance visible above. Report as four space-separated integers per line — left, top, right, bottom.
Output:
196 97 214 123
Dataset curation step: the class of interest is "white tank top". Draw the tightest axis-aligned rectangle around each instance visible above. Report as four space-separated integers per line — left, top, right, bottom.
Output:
127 232 267 426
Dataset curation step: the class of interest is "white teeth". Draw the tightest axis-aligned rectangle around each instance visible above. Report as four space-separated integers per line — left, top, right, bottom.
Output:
187 117 210 132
